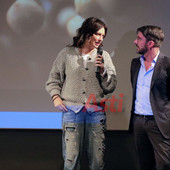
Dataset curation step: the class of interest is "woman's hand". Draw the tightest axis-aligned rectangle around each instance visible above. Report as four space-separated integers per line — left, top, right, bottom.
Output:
52 95 68 112
95 55 104 74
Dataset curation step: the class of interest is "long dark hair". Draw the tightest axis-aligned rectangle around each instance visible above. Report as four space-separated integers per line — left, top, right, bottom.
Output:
68 17 107 48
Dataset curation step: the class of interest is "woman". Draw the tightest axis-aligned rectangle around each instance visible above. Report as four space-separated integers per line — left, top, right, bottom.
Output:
46 17 117 170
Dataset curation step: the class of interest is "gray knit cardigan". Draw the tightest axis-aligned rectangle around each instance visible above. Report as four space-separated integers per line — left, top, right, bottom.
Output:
46 46 117 108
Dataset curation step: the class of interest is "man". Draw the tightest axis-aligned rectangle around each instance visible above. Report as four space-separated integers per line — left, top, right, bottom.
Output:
130 25 170 170
46 17 117 170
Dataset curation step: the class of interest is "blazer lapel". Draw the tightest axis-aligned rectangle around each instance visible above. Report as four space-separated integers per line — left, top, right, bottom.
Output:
132 59 141 95
150 54 163 88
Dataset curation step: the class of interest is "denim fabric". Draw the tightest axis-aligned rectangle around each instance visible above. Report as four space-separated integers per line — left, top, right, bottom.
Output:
62 107 106 170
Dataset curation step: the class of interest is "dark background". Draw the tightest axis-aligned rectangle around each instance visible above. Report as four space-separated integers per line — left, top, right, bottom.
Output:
0 130 139 170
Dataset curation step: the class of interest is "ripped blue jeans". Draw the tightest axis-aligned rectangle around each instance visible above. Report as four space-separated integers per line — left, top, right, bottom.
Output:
62 107 106 170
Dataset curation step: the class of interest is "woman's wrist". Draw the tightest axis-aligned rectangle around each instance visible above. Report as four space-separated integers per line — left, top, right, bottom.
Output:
52 95 60 101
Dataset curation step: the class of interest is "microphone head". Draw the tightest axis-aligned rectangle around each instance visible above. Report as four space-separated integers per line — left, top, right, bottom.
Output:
97 46 103 55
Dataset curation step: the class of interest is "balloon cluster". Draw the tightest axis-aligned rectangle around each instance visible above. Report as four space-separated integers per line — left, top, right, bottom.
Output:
6 0 94 36
57 0 95 37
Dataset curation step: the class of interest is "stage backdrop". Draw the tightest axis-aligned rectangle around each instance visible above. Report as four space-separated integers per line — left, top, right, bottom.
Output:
0 0 170 130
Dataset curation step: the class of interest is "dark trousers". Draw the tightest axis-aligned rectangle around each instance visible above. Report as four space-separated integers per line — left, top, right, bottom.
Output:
133 114 170 170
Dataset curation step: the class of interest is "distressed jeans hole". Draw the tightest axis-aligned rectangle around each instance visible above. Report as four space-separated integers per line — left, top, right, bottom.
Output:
66 127 76 132
67 159 73 163
100 119 105 123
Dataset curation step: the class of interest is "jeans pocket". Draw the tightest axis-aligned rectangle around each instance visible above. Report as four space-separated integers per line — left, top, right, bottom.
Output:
87 111 106 124
62 110 76 124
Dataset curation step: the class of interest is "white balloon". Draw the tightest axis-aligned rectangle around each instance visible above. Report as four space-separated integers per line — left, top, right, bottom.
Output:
57 7 76 27
67 15 85 37
6 0 45 36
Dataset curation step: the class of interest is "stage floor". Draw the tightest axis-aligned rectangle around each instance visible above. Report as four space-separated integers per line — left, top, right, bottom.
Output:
0 130 139 170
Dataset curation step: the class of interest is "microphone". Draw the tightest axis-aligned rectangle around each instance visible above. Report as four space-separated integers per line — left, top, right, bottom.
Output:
95 46 103 73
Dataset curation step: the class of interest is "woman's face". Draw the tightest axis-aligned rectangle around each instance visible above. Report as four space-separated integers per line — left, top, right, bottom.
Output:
87 27 105 49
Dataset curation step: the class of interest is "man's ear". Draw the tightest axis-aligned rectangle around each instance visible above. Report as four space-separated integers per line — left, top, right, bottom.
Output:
147 40 155 49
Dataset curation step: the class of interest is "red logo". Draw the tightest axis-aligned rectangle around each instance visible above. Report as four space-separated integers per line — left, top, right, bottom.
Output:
85 93 124 112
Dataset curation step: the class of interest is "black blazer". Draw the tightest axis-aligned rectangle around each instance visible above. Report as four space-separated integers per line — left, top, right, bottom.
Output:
129 53 170 139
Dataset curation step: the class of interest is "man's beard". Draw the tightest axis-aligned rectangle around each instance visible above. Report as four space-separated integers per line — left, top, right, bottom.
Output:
137 45 148 55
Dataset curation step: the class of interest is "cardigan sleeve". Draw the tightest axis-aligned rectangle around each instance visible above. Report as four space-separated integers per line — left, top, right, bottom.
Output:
45 48 66 98
97 51 117 95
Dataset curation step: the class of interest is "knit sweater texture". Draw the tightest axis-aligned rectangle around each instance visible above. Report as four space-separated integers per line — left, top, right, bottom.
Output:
46 46 117 109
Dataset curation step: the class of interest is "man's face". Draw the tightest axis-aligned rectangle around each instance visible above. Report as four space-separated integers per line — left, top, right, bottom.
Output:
134 31 148 55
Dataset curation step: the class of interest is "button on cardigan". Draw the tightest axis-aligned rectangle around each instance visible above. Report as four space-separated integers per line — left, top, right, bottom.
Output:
46 46 117 110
